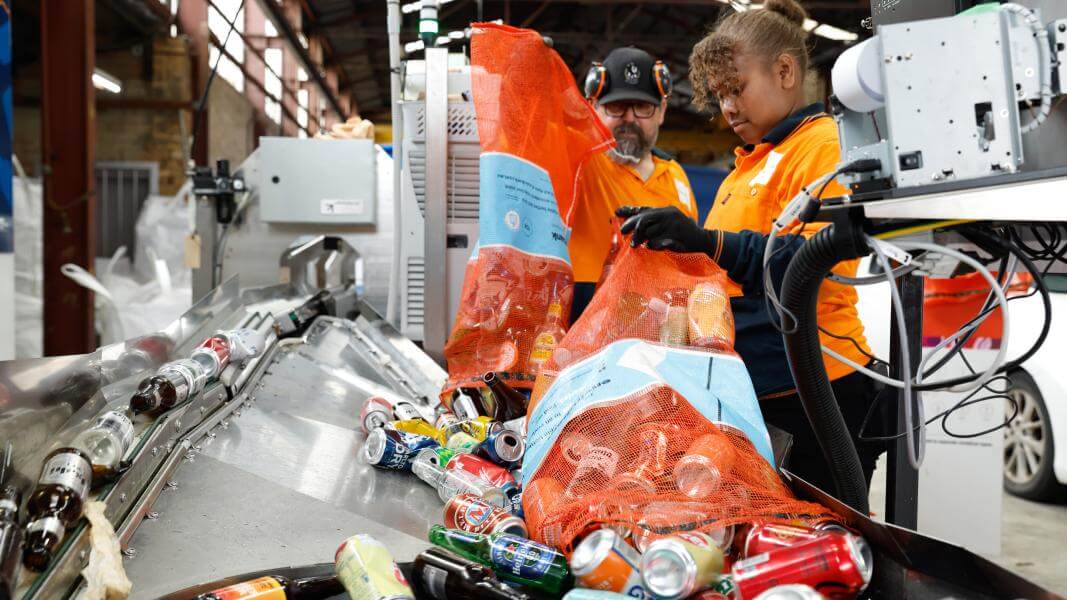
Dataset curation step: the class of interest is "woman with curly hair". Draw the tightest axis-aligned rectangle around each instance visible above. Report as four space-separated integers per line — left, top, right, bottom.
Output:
619 0 886 496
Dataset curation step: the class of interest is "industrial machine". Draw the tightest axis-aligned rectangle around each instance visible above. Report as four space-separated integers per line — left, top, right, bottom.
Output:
770 0 1067 553
393 56 481 351
188 138 385 308
833 0 1067 197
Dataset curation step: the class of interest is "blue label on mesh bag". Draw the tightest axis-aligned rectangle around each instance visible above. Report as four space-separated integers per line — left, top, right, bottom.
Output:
477 152 570 262
523 339 774 483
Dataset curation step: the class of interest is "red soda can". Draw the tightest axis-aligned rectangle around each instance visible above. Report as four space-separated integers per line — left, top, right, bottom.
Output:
744 523 822 558
199 336 231 364
447 453 517 494
731 533 872 599
444 493 527 536
744 522 852 558
360 396 393 434
752 584 825 599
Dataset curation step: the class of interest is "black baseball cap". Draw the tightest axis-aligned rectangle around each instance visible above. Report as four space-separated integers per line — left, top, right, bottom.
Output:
597 47 664 105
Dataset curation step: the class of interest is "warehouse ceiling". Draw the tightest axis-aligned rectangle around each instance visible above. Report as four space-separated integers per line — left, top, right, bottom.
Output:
302 0 873 125
12 0 171 73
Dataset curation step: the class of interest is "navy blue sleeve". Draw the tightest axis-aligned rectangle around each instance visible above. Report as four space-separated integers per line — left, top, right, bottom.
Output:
717 230 808 296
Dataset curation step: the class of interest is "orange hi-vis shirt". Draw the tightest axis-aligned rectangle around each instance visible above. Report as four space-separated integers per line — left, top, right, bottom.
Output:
704 104 871 391
568 150 697 283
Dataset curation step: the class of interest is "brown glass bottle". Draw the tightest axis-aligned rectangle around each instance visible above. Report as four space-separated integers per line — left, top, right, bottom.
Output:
0 486 23 600
481 372 528 422
23 447 92 571
129 361 197 415
411 546 531 600
195 574 343 599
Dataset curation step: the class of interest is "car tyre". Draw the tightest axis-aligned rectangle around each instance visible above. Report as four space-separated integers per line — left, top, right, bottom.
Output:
1003 369 1067 502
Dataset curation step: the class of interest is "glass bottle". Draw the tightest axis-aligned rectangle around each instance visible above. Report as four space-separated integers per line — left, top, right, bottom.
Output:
129 359 204 415
274 290 331 339
528 301 567 377
412 459 507 508
595 227 622 292
411 546 531 600
427 526 572 595
23 447 93 571
71 410 135 484
0 485 23 598
480 373 528 423
194 574 343 599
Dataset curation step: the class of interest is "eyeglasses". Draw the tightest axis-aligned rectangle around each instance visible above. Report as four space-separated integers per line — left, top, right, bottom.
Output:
601 102 658 119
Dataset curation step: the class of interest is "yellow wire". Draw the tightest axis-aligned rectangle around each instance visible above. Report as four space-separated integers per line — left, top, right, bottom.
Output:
874 219 976 240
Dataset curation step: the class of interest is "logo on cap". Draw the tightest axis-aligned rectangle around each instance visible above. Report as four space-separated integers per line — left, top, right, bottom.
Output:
624 62 640 85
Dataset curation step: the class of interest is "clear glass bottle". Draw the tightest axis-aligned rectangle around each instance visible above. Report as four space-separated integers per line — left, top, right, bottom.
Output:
72 410 135 485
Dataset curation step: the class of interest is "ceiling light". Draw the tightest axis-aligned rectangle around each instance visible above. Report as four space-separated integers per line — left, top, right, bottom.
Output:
92 68 122 94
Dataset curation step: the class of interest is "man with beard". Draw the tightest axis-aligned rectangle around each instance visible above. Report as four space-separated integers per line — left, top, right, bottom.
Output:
568 47 697 320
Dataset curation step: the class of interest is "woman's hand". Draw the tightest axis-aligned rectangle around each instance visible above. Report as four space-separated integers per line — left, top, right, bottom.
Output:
616 205 718 255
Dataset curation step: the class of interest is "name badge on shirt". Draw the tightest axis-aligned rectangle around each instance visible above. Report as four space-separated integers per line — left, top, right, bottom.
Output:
750 150 785 188
674 178 693 211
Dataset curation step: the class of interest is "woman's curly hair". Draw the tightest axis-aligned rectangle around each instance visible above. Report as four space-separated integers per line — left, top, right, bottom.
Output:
689 0 811 113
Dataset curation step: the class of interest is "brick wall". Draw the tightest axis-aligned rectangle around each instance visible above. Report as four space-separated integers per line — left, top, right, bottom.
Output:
15 35 256 194
208 78 255 172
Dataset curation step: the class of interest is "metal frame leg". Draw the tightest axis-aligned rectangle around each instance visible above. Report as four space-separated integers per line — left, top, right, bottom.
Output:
886 273 924 527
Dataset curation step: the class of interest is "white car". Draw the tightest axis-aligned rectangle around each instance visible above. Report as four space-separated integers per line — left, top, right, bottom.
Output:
1001 275 1067 501
855 266 1067 501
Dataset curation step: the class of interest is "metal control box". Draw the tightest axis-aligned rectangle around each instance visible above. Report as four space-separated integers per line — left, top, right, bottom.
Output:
255 137 377 225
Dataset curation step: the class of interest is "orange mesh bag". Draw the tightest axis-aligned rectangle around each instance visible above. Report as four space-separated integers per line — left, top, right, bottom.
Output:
521 243 839 552
441 24 613 403
530 238 737 404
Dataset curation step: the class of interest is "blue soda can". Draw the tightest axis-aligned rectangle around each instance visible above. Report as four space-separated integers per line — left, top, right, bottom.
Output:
479 428 525 467
364 428 438 471
505 487 524 519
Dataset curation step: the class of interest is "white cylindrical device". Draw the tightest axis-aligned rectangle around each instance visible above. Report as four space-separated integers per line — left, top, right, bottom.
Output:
832 37 885 113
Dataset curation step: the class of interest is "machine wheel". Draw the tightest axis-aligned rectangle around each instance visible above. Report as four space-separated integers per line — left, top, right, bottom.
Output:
1003 370 1067 502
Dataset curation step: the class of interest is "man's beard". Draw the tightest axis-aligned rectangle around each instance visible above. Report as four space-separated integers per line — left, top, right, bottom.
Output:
609 123 653 165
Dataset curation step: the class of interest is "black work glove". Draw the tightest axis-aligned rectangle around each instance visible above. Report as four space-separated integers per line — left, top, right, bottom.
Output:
616 205 718 255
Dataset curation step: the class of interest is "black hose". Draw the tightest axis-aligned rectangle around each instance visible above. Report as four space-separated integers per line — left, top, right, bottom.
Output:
780 223 870 513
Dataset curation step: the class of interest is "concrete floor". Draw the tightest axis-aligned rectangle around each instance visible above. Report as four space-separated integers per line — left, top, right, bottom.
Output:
869 457 1067 594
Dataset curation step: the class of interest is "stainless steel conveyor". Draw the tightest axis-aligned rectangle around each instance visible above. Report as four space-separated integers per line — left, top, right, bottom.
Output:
2 278 447 599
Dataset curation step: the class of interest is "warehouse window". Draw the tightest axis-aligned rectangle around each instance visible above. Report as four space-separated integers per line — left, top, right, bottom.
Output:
208 0 245 92
265 48 283 125
298 89 309 138
167 0 177 37
264 19 278 37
